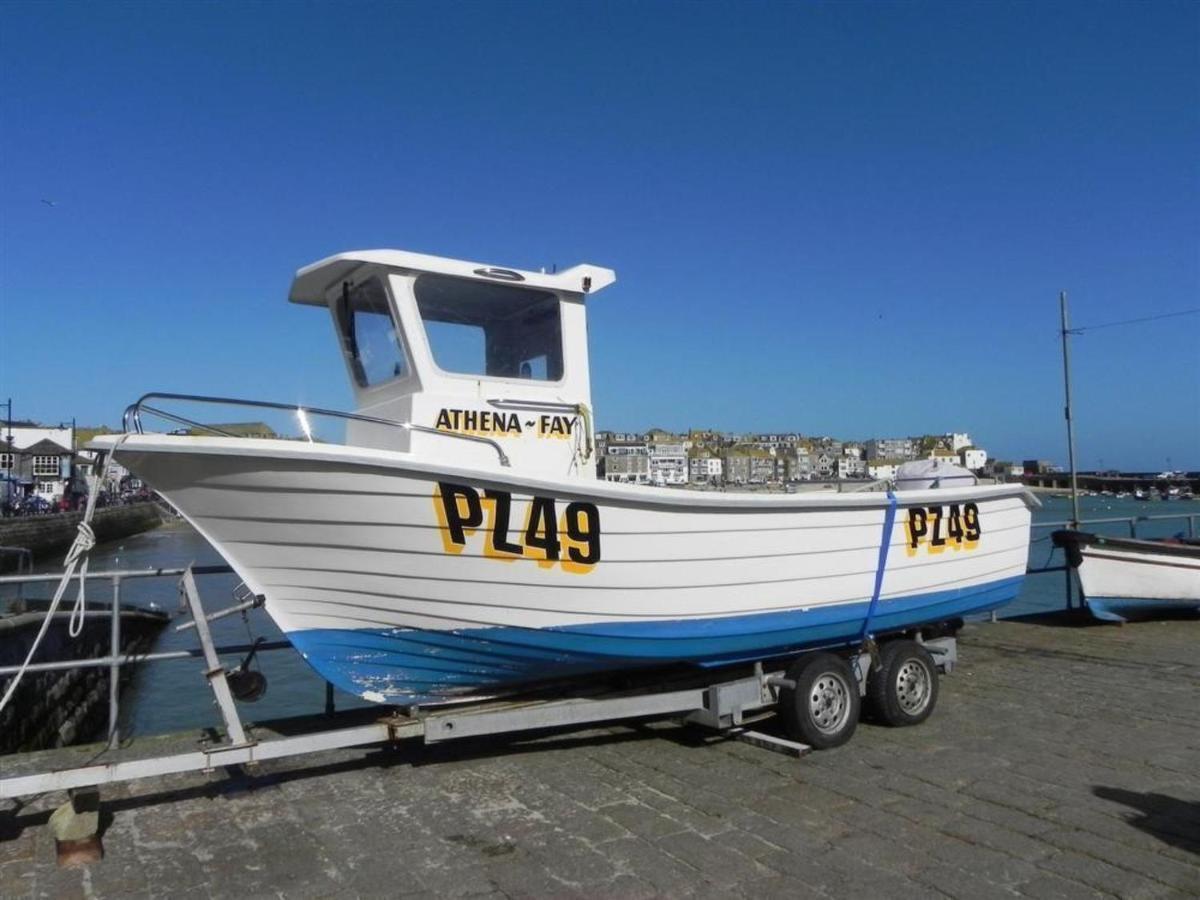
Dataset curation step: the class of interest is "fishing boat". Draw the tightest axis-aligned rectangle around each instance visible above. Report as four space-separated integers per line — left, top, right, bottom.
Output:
1052 530 1200 621
92 249 1037 706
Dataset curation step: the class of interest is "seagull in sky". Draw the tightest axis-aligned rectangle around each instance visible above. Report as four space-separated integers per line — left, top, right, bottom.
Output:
41 199 57 207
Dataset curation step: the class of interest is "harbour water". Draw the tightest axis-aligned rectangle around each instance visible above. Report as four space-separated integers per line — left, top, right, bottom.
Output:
1 493 1195 740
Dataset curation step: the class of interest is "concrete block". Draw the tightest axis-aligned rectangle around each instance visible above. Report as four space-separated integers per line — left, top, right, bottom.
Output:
49 789 103 867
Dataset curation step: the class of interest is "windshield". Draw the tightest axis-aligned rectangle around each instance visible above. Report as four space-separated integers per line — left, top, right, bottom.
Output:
414 274 563 381
337 277 408 387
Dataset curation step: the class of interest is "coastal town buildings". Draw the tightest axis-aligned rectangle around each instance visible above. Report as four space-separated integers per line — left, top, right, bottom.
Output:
867 459 903 482
1 422 142 509
835 456 866 479
688 452 722 485
960 447 988 472
648 442 688 486
1 418 1005 507
864 438 915 461
0 424 77 503
946 432 972 453
601 440 650 484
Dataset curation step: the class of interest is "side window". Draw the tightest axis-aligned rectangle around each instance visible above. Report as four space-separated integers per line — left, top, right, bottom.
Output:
337 278 408 387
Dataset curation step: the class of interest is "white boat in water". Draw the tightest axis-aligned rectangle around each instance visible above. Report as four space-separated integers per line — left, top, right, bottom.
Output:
93 249 1036 705
1052 530 1200 622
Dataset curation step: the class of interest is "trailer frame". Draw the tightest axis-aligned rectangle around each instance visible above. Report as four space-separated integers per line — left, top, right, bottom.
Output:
1 565 959 801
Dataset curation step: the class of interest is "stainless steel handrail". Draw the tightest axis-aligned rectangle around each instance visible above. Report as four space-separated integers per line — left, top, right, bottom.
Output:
121 392 510 466
486 398 582 412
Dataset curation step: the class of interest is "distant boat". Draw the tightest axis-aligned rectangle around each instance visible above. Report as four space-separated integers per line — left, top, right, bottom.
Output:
1052 530 1200 622
1134 489 1151 501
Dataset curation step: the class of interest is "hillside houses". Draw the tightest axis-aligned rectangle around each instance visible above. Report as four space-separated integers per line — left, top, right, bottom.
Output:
0 423 80 505
597 428 993 488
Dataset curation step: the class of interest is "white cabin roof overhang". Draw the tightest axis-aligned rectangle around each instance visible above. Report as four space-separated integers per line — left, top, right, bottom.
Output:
289 249 616 306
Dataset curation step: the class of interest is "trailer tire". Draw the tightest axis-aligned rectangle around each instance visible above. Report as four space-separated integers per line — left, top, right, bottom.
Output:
868 640 938 727
778 653 860 749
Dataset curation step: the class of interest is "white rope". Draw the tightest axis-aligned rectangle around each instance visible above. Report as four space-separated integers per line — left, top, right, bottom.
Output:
66 521 96 638
0 441 122 716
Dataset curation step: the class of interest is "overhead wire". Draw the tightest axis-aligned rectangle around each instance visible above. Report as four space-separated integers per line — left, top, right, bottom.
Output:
1070 307 1200 334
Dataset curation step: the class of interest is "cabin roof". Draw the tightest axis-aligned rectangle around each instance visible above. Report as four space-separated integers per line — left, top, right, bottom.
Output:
289 249 616 306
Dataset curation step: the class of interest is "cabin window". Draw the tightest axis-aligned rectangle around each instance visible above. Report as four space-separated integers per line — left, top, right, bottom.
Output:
414 274 563 381
337 278 408 387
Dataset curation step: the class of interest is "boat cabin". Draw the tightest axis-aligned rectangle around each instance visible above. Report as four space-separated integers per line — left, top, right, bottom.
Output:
289 250 616 478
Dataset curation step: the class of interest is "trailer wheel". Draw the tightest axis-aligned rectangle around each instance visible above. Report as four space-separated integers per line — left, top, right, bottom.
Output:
868 640 938 727
778 653 860 749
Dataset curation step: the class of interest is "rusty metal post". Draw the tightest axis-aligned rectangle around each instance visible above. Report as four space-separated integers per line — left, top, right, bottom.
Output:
1060 291 1081 529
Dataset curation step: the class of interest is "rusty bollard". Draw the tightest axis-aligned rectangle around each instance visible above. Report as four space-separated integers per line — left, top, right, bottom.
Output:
49 788 103 867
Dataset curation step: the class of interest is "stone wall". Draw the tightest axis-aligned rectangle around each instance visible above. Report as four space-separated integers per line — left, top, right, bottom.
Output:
0 503 163 572
0 606 167 753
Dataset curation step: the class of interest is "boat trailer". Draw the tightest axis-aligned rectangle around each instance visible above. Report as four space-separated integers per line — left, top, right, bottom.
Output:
1 565 958 829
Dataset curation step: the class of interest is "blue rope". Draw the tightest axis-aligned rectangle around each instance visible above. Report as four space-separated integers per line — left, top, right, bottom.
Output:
861 491 898 641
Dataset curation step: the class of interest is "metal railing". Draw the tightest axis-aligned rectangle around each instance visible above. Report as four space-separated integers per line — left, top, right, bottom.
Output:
0 564 304 751
122 391 511 466
0 546 33 575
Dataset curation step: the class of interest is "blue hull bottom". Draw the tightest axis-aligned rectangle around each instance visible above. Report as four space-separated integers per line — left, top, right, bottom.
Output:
1085 596 1200 623
287 576 1024 704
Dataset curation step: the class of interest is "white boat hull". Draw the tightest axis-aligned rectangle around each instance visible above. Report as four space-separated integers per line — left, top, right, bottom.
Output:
1056 531 1200 622
108 436 1034 703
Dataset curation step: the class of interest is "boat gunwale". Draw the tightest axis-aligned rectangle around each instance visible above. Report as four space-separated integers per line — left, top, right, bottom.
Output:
1053 529 1200 560
92 434 1040 514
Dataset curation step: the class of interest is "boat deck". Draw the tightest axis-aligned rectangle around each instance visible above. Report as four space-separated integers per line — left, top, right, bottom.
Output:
2 613 1198 898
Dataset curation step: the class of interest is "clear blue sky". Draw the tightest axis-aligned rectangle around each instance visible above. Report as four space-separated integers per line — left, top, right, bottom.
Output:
1 1 1196 470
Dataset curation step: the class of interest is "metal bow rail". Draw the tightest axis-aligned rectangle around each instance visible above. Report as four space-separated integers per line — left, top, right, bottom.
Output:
122 391 512 466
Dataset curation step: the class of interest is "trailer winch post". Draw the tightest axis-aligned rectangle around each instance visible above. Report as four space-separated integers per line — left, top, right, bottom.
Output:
179 566 250 747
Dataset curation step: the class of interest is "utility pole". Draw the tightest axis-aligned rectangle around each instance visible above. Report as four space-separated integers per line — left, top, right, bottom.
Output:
1059 292 1081 529
2 399 10 509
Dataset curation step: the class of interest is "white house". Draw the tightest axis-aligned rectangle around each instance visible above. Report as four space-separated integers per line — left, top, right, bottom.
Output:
0 425 76 503
946 432 972 453
835 456 865 479
649 442 688 486
867 460 902 482
960 447 988 472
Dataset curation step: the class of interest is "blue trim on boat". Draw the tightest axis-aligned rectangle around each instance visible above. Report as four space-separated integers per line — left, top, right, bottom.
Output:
1085 596 1200 623
287 575 1024 704
861 490 898 641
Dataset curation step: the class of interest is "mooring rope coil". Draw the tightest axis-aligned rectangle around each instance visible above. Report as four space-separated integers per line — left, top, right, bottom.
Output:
0 439 125 717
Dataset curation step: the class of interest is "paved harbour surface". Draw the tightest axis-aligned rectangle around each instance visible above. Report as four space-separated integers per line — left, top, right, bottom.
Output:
2 614 1198 898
